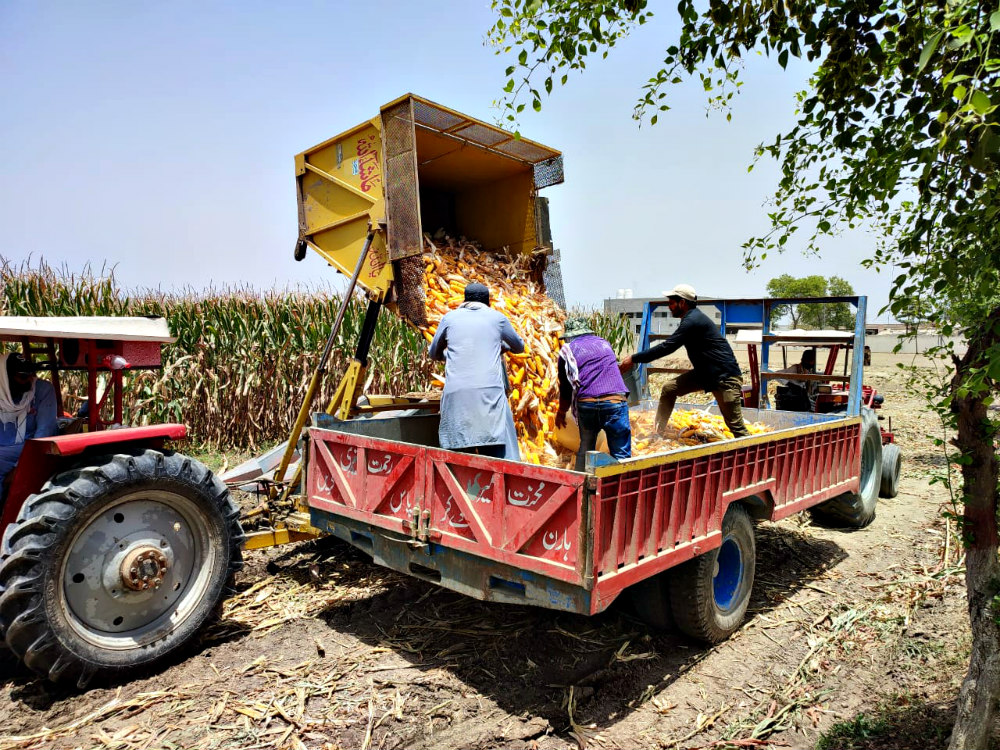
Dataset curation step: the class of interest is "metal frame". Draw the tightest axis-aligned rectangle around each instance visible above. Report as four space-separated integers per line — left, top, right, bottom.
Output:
634 296 867 417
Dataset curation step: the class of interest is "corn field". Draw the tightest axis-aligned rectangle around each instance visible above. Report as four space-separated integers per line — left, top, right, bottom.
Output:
0 259 632 453
0 259 435 450
581 308 635 356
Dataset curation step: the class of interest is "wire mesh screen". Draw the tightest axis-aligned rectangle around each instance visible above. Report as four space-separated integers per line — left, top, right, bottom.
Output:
534 156 565 189
543 247 566 310
394 256 428 327
497 139 556 162
382 99 423 262
412 99 464 131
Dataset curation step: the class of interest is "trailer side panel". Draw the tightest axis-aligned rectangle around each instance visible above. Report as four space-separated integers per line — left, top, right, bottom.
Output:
308 428 590 591
589 418 861 612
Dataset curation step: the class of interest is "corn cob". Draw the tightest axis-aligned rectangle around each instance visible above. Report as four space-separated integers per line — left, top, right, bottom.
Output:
417 235 772 467
419 233 565 464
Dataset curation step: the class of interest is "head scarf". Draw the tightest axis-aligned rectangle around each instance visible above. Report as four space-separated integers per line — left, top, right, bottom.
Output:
560 317 596 340
0 353 36 442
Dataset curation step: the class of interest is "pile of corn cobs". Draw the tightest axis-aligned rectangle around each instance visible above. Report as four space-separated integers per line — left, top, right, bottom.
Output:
420 234 565 465
418 234 772 467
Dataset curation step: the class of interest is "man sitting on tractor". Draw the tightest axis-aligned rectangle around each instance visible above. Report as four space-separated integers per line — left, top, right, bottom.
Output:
0 353 58 488
775 348 818 412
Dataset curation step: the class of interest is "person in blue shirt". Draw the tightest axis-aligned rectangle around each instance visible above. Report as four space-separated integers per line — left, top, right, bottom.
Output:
0 353 58 488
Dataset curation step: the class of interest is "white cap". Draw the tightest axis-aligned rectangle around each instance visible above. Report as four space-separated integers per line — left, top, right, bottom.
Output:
665 283 697 302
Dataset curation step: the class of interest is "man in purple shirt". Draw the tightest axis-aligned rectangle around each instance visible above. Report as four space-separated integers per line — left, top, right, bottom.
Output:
556 317 632 471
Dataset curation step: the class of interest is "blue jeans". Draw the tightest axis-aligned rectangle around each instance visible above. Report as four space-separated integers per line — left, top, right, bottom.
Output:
576 401 632 471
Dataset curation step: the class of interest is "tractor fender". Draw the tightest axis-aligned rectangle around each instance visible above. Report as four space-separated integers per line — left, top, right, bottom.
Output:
0 425 187 534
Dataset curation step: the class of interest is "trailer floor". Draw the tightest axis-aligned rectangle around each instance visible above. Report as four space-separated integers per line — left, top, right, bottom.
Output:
0 356 990 750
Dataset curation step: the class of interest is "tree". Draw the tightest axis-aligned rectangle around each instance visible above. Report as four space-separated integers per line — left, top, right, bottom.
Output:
824 276 857 331
765 274 856 329
489 2 1000 748
765 273 830 328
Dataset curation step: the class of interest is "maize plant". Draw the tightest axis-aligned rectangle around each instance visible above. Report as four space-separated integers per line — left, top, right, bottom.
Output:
0 258 435 450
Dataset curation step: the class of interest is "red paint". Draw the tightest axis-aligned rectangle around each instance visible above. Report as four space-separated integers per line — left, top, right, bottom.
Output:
307 421 862 614
356 135 381 194
40 424 187 455
0 425 186 534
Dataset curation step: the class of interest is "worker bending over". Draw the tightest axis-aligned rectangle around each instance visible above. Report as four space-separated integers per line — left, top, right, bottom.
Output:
556 318 632 471
429 282 524 460
0 353 58 488
620 284 749 438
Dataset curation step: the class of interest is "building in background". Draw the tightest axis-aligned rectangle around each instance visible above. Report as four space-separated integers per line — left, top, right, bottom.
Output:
604 293 723 337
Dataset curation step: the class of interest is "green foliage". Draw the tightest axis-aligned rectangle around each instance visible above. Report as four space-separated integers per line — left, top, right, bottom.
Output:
0 259 434 451
765 274 856 329
816 713 891 750
489 0 1000 491
579 308 635 354
816 699 953 750
488 1 650 126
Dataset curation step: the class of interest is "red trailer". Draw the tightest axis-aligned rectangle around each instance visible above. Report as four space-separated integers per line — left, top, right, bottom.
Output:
301 296 885 642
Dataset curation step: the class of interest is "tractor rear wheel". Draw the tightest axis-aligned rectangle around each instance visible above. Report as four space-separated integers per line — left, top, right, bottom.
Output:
0 449 243 687
880 443 902 499
810 408 882 528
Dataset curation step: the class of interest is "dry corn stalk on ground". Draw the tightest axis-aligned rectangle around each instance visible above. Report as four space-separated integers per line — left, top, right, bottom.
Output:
419 233 566 465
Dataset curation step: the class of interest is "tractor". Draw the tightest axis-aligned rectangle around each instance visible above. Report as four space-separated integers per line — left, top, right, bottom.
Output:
0 316 243 687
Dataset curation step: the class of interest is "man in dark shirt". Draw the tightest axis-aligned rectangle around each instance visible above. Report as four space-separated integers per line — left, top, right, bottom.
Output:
620 284 749 438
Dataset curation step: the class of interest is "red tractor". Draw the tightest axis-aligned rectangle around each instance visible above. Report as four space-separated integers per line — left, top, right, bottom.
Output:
0 317 243 687
737 328 902 499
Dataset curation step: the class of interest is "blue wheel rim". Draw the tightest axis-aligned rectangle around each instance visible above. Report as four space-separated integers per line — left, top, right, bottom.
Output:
713 536 743 611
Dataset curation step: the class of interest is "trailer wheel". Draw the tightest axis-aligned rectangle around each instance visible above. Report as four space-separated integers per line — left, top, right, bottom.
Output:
880 443 902 499
627 571 675 630
0 449 243 687
811 408 882 528
669 504 755 644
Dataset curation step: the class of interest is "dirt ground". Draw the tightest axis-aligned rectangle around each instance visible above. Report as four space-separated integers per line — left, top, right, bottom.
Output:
0 353 985 750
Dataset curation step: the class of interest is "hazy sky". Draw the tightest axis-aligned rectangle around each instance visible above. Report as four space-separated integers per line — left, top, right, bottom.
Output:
0 1 894 318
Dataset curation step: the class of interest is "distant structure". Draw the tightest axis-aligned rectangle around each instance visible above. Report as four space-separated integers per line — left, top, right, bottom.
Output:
604 295 723 337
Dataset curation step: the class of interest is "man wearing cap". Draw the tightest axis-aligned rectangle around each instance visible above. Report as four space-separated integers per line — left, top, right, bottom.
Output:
620 284 749 438
0 353 58 488
429 282 525 460
556 318 632 471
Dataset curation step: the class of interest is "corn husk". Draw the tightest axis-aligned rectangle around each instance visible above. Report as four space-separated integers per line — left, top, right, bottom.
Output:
418 234 773 468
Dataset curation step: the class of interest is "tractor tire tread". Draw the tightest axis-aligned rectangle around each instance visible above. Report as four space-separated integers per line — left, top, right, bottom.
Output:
669 504 755 644
810 408 882 528
0 448 243 686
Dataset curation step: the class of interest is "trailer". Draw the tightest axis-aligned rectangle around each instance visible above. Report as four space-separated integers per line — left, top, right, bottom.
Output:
297 295 882 642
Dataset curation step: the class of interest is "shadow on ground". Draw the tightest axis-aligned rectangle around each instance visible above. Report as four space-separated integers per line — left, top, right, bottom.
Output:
816 696 964 750
0 518 847 747
257 519 851 741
